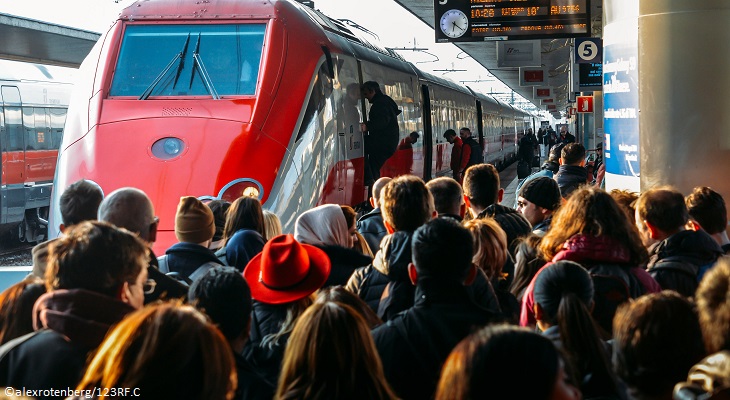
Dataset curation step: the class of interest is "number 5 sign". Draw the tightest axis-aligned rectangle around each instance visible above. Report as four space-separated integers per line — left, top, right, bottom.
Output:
575 38 602 64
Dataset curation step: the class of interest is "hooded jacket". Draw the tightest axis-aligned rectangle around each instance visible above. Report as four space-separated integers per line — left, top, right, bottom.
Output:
647 229 723 297
0 289 134 397
357 208 387 253
476 203 532 255
372 278 496 400
347 231 414 314
316 244 372 288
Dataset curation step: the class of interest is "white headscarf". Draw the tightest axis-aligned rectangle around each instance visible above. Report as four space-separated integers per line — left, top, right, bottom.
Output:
294 204 350 248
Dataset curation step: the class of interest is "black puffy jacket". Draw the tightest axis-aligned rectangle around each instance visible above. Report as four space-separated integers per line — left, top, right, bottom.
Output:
555 165 588 198
356 208 387 254
647 229 723 297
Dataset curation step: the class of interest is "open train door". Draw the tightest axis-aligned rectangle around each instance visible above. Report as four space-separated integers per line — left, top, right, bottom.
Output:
421 84 433 181
0 86 24 227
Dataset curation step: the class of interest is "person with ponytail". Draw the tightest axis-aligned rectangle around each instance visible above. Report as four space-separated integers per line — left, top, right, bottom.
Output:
533 261 626 400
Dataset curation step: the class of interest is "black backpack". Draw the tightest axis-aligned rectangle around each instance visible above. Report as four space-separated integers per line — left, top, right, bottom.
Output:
157 255 219 286
588 264 645 336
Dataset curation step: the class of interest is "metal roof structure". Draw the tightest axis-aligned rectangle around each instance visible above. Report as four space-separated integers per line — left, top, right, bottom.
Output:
0 13 100 68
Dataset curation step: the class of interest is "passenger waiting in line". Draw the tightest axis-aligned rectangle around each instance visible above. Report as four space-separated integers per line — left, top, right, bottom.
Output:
463 163 531 257
294 204 372 287
685 186 730 254
514 142 563 208
276 302 398 400
521 187 659 334
189 267 275 400
220 196 266 272
98 187 188 302
510 234 547 303
613 292 706 400
158 197 223 284
242 234 330 385
695 258 730 356
74 303 236 400
464 218 518 321
206 199 231 252
372 218 497 400
610 189 639 224
0 222 149 397
426 177 466 221
635 187 723 296
347 175 435 320
0 278 45 346
357 176 391 253
263 210 283 241
533 261 624 399
436 325 581 400
315 286 382 329
517 176 562 235
32 179 104 279
554 143 588 199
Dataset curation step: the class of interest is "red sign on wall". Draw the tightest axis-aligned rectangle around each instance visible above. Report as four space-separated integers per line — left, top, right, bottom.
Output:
577 96 594 113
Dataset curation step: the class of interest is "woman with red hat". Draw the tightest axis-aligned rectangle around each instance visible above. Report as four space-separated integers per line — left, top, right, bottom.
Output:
242 234 331 386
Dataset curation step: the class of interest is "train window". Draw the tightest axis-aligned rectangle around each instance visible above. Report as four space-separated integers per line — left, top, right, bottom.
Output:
34 108 50 151
49 108 66 150
110 24 265 97
23 108 35 150
3 106 23 152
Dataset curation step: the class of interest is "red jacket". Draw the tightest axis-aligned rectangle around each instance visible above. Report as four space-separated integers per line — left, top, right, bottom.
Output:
520 234 660 328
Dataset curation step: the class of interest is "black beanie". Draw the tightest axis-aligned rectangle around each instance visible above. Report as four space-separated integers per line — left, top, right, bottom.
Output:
519 177 561 211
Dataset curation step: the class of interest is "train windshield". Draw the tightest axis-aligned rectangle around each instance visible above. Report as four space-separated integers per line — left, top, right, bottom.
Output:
110 24 265 97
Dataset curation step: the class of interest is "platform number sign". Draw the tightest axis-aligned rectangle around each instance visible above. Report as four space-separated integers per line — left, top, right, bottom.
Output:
575 38 602 64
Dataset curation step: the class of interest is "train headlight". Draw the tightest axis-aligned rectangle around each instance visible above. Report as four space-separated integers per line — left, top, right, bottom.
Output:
151 137 185 160
218 178 264 202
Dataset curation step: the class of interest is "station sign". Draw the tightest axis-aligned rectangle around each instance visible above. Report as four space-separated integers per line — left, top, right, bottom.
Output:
434 0 591 43
519 67 548 86
575 38 602 64
533 86 552 99
577 95 593 113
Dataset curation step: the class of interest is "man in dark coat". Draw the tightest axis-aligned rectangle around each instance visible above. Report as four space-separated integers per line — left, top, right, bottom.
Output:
0 222 148 398
685 186 730 254
189 267 275 400
462 164 531 255
357 177 391 253
459 127 484 175
347 176 434 319
554 143 589 199
361 81 401 186
443 129 465 182
636 188 723 297
159 197 223 282
372 218 496 400
558 126 576 144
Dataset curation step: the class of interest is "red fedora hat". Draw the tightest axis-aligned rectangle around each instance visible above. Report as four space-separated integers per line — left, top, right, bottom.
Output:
243 234 331 304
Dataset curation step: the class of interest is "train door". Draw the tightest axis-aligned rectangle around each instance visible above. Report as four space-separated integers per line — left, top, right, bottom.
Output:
331 55 363 206
475 100 485 157
420 84 433 181
0 86 24 226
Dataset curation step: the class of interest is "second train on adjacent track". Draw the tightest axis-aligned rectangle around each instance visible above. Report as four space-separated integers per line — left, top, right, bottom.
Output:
51 0 537 252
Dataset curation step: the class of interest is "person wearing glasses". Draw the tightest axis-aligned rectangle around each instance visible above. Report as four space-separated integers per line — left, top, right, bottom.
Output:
0 221 151 396
98 187 188 303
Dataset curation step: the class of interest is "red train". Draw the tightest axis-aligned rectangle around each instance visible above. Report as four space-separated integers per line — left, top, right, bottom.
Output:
50 0 536 253
0 60 72 243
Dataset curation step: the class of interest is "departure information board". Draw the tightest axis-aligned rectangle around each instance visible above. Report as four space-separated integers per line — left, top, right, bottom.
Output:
435 0 590 42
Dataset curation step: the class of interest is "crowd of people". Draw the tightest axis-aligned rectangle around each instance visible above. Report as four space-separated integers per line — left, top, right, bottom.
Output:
0 153 729 399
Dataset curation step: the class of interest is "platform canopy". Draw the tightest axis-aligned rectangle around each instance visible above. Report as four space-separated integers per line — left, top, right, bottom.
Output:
0 13 100 68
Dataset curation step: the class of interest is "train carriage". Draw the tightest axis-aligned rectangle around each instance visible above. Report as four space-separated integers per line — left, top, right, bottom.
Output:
50 0 536 253
0 60 72 243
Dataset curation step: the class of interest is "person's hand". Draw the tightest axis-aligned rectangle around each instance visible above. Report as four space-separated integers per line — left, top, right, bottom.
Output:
360 123 367 133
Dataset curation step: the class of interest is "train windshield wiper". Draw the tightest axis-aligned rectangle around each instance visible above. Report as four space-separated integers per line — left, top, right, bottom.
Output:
139 36 191 100
188 34 220 100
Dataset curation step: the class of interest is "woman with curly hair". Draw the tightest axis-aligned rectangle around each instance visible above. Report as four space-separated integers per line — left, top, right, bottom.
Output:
520 187 660 335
